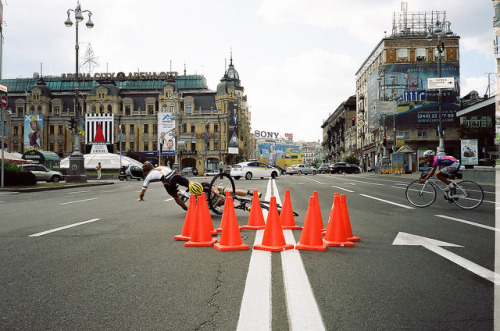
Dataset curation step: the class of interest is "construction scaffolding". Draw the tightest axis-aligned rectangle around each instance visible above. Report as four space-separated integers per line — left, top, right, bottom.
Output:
392 10 447 37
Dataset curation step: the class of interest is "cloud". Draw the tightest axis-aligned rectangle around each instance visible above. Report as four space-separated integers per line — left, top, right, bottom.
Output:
249 48 358 141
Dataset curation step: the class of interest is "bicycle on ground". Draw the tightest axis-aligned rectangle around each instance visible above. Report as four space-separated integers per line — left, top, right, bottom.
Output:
178 172 298 216
405 173 483 209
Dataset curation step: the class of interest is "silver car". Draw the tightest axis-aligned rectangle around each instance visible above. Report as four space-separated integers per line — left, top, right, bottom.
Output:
22 164 65 183
285 164 317 175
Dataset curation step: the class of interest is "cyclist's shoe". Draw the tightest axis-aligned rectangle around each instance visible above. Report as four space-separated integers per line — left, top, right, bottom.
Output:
245 206 251 212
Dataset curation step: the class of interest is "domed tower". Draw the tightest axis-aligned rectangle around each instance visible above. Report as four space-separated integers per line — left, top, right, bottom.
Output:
215 53 250 163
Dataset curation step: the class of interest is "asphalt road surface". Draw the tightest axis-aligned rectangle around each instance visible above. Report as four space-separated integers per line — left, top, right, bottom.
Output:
0 172 496 330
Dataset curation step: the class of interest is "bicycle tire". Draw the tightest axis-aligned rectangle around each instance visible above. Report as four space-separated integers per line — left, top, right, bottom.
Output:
259 200 299 217
452 180 484 209
208 173 236 215
405 180 436 207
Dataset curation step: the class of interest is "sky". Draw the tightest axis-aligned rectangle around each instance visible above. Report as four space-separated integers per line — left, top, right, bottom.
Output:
1 0 496 142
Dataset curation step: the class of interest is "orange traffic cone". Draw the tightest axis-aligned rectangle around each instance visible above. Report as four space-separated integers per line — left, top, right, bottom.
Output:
240 191 266 230
280 189 302 230
254 197 294 252
323 194 354 247
322 192 340 236
216 191 232 232
296 196 326 251
215 197 250 251
340 194 360 242
174 194 196 241
185 194 217 247
197 192 217 235
313 191 325 232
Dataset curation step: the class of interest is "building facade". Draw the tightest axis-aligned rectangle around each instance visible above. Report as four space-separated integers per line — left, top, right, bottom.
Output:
355 9 461 171
2 58 252 172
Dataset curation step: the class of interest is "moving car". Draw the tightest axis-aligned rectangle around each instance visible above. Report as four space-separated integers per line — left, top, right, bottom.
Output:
330 162 360 174
22 164 65 183
181 167 198 175
230 161 280 180
318 163 331 174
285 164 317 175
118 165 143 181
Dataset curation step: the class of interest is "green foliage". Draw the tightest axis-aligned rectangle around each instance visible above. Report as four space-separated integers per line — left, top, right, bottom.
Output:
343 154 359 165
4 162 24 172
1 168 37 186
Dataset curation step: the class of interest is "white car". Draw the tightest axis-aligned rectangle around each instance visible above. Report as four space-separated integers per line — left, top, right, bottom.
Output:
230 161 280 180
22 164 65 183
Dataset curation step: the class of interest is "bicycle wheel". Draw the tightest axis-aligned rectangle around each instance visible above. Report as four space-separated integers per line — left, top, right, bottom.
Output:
405 180 436 207
208 173 236 214
258 200 299 216
452 180 484 209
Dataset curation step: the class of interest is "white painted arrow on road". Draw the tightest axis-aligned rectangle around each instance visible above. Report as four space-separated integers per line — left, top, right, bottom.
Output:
393 232 500 285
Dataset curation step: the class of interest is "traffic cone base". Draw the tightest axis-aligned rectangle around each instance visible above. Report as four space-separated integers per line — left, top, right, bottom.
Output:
215 242 250 251
323 239 355 247
254 243 294 252
295 242 326 251
348 236 361 242
185 238 218 247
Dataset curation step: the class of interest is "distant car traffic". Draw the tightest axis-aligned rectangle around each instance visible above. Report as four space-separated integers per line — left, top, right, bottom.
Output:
118 165 143 181
478 158 496 167
181 167 198 176
230 161 280 180
318 163 331 174
285 164 317 175
330 162 360 174
21 164 65 183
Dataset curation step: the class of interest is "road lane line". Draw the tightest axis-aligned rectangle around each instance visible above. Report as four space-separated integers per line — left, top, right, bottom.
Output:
29 218 100 237
68 190 89 194
274 180 325 331
360 193 414 209
60 198 97 205
331 186 355 193
237 181 272 331
436 214 499 232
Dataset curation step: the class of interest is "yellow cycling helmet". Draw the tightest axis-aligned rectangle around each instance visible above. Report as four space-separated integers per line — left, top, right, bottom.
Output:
189 182 204 196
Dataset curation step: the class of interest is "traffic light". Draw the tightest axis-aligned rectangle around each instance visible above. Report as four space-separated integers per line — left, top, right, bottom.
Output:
351 117 356 126
66 118 76 131
383 136 387 146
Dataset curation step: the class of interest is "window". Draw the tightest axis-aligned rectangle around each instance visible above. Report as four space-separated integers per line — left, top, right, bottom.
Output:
191 142 196 151
108 105 112 113
397 48 408 60
129 141 135 151
148 104 154 115
58 125 63 134
214 140 219 150
13 126 19 136
144 124 149 134
153 124 158 134
49 125 55 135
186 104 192 114
415 48 427 61
152 141 157 151
49 143 54 151
214 123 219 133
191 124 195 133
99 105 104 114
398 130 410 139
417 128 428 138
125 105 131 115
17 106 23 117
170 104 175 112
182 123 187 133
130 124 135 134
54 106 60 116
144 141 149 151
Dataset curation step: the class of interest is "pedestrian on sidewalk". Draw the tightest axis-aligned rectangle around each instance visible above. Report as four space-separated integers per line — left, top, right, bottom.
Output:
96 162 102 179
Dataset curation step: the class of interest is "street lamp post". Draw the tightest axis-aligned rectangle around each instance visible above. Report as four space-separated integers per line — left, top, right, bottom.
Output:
427 20 453 156
64 0 93 182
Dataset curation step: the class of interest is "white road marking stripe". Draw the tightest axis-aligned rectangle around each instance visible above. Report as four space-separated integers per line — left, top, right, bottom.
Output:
29 218 100 237
436 214 499 232
60 198 97 205
68 191 89 194
331 186 355 193
360 194 414 209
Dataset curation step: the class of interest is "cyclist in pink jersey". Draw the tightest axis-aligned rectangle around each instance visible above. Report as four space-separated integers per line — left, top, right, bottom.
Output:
419 150 460 190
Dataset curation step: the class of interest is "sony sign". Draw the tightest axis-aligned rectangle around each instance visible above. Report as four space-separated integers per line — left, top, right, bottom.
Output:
254 130 279 139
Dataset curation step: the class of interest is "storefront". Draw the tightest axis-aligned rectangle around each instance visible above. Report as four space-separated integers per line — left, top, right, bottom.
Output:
22 150 61 171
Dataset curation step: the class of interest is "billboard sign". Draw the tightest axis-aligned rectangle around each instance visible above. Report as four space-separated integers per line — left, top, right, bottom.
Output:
158 112 176 156
24 115 43 152
461 139 478 166
428 77 455 89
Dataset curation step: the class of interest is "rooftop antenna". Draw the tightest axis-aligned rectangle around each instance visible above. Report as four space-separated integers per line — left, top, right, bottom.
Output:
184 61 186 75
485 72 495 98
40 62 42 78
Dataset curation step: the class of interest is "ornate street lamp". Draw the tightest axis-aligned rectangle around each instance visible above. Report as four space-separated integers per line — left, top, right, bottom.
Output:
64 0 93 182
427 20 453 156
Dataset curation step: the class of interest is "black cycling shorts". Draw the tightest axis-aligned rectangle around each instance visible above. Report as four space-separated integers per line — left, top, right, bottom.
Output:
163 174 189 197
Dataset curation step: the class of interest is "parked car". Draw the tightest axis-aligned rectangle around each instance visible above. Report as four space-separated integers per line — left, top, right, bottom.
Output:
318 163 331 174
272 164 287 175
181 167 198 175
118 165 143 181
22 164 65 183
330 162 360 174
230 161 280 180
285 164 317 175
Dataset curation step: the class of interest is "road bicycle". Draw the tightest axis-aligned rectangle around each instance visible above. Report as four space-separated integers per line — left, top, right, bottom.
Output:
405 174 484 209
178 172 298 216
